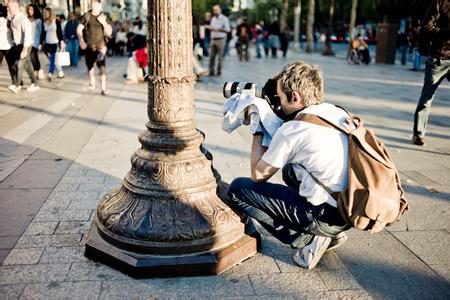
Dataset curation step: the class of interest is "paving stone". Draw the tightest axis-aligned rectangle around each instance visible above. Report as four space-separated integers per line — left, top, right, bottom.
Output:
39 246 88 264
335 235 450 299
77 182 118 193
67 198 101 210
2 248 44 265
0 249 10 264
58 176 105 186
250 272 327 295
0 264 71 284
15 234 82 249
20 281 101 300
54 221 91 235
224 290 372 299
0 236 19 249
51 182 80 192
23 222 58 235
99 279 178 300
317 270 363 290
177 275 254 297
33 209 92 222
223 253 280 276
0 189 52 236
391 230 450 265
67 262 131 281
0 155 28 182
0 284 25 300
0 159 71 189
429 264 450 283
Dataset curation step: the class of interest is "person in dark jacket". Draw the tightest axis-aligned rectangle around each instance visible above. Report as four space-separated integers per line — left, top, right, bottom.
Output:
412 0 449 146
64 12 78 66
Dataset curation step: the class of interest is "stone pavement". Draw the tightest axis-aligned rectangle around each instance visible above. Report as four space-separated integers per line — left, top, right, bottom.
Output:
0 49 449 299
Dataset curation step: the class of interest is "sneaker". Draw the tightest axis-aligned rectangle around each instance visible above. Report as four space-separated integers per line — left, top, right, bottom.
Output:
326 232 347 252
47 73 52 82
27 83 40 92
412 135 425 146
57 71 65 79
8 84 19 94
101 90 109 96
293 235 331 270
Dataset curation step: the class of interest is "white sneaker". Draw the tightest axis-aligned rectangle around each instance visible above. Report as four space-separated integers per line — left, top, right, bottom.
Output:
326 232 348 252
8 84 19 94
27 83 40 92
57 71 64 78
293 235 331 270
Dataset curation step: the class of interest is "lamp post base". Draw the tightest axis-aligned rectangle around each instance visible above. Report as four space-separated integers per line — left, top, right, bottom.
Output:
85 221 260 278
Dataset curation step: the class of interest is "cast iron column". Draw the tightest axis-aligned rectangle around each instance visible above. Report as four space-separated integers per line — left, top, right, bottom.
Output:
84 0 259 278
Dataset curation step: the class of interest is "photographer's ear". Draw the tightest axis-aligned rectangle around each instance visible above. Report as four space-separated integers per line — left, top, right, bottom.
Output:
291 91 304 107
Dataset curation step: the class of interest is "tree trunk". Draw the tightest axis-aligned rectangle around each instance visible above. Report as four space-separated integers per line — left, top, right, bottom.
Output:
348 0 358 56
280 0 289 32
293 0 302 51
322 0 335 55
305 0 315 53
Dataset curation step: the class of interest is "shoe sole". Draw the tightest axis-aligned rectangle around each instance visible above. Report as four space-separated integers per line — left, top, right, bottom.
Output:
293 238 332 270
326 234 348 252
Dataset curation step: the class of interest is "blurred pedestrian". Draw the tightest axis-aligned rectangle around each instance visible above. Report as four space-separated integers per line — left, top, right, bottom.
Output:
27 4 43 79
208 5 230 77
351 34 370 64
236 17 252 61
268 21 280 58
280 25 290 58
201 12 211 57
254 21 264 59
0 3 16 85
64 12 79 66
412 0 450 146
7 0 39 93
77 0 113 95
409 20 422 71
42 6 65 80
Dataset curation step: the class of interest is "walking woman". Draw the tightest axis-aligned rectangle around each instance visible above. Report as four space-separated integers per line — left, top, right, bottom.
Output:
41 7 64 81
27 4 43 79
0 4 15 85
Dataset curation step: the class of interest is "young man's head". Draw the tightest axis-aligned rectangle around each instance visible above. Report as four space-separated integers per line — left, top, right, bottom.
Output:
274 61 324 116
7 0 20 16
91 0 102 16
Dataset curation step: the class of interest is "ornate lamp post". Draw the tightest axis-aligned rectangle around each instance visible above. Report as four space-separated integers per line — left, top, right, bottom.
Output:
84 0 259 277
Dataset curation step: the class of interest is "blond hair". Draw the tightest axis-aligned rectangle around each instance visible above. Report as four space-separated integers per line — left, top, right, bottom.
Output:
274 61 324 107
43 7 55 22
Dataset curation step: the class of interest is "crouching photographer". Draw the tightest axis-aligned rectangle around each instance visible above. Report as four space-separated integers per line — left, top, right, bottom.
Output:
225 61 350 269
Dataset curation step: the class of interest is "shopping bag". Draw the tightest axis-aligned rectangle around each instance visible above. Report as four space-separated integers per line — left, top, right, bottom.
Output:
55 50 70 66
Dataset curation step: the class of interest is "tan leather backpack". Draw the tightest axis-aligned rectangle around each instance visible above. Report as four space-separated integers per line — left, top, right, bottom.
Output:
297 112 408 234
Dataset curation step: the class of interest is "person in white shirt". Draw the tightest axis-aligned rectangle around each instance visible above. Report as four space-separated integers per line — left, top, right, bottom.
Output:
41 6 65 81
228 61 350 270
0 4 15 84
7 0 39 93
207 5 230 76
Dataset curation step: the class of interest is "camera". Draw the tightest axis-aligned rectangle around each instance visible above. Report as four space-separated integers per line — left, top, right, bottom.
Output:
222 79 283 117
223 82 265 99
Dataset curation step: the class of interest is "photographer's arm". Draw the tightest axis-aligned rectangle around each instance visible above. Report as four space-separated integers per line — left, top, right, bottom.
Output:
250 135 279 182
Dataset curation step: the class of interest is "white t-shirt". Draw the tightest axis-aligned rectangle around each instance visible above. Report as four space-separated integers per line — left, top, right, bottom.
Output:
0 17 13 50
262 103 349 207
210 14 230 39
11 12 32 47
44 21 59 44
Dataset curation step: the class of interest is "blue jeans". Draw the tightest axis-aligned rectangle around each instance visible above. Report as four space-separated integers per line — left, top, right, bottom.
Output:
413 48 421 70
413 57 450 138
66 39 79 66
228 166 348 249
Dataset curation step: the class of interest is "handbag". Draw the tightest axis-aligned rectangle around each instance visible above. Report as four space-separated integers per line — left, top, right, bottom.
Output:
55 49 70 66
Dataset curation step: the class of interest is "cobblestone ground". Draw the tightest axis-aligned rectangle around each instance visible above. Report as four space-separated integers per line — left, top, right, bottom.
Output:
0 48 449 299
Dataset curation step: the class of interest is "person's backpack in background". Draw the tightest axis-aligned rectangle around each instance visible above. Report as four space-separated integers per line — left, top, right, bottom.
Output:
298 112 409 234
